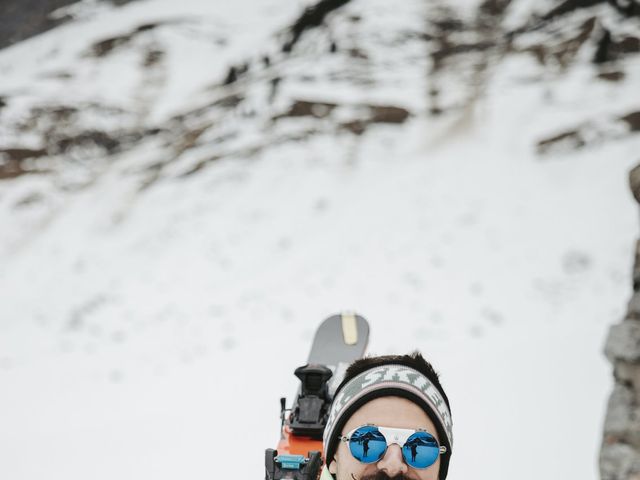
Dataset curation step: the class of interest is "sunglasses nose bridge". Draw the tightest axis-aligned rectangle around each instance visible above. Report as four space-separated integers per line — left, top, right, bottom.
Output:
378 426 410 445
376 443 408 476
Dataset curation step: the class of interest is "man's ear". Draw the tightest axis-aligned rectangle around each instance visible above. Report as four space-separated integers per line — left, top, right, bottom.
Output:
328 459 337 475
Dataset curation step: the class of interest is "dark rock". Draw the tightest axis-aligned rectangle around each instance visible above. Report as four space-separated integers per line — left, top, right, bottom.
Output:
275 100 337 120
523 45 547 65
237 63 249 76
605 319 640 362
269 77 281 102
541 0 604 22
348 48 368 59
595 29 613 64
224 66 238 85
31 105 78 122
479 0 513 16
0 159 26 179
144 127 163 136
555 16 597 67
179 154 222 178
89 22 162 58
432 18 465 32
0 147 48 179
223 63 249 85
174 125 210 155
630 173 640 205
213 94 244 109
602 383 637 440
54 130 120 154
283 0 351 52
369 106 410 124
595 30 640 63
90 34 134 57
629 165 640 204
629 292 640 319
0 147 47 162
634 239 640 291
135 22 160 33
619 36 640 54
536 130 585 154
614 361 640 395
600 442 640 480
432 41 496 64
517 17 596 67
631 292 640 317
609 0 640 18
143 49 164 67
621 112 640 132
341 120 367 135
597 70 625 81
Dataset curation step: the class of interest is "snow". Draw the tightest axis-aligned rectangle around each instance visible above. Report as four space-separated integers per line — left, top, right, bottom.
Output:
1 0 640 479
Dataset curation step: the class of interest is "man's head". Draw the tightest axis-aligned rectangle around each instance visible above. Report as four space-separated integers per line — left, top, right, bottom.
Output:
323 353 452 480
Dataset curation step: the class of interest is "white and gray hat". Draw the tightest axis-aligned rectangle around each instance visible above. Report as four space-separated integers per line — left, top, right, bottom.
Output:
322 363 453 479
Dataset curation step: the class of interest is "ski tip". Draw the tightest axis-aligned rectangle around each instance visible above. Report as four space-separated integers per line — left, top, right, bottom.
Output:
309 313 370 366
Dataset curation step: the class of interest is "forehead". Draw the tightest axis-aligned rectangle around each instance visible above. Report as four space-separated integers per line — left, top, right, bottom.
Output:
341 396 439 439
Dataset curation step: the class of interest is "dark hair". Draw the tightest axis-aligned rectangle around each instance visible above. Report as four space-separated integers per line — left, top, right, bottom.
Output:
336 351 452 413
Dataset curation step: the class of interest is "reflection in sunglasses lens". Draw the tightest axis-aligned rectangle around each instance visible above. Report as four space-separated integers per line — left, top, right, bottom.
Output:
349 426 387 463
402 432 439 468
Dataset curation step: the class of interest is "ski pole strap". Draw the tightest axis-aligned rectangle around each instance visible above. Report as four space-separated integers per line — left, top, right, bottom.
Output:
322 364 453 466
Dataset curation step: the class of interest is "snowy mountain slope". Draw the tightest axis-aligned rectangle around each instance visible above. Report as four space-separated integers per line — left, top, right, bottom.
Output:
1 0 640 479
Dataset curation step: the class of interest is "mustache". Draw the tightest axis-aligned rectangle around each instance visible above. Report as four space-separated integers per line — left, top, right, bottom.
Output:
356 473 407 480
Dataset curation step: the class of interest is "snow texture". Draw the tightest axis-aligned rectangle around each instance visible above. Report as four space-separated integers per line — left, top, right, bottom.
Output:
1 0 640 479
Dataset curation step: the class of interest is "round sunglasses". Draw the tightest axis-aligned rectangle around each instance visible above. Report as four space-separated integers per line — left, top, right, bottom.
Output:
339 424 447 469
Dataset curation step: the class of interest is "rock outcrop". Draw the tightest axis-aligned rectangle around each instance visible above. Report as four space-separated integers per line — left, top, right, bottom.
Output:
601 164 640 480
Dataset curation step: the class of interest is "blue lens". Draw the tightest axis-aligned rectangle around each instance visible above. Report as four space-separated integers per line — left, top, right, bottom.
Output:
401 432 440 469
348 426 387 463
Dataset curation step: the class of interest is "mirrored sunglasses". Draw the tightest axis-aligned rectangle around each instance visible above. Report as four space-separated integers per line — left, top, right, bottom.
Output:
339 424 447 470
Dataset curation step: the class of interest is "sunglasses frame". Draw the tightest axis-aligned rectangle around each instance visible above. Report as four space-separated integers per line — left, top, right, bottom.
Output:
339 424 447 469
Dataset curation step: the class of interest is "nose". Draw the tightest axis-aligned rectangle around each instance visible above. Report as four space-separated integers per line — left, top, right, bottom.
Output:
376 444 408 477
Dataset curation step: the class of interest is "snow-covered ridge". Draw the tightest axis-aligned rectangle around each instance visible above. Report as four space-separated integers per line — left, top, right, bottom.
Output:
1 0 638 189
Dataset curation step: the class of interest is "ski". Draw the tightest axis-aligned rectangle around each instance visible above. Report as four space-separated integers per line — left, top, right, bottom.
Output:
265 312 370 480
